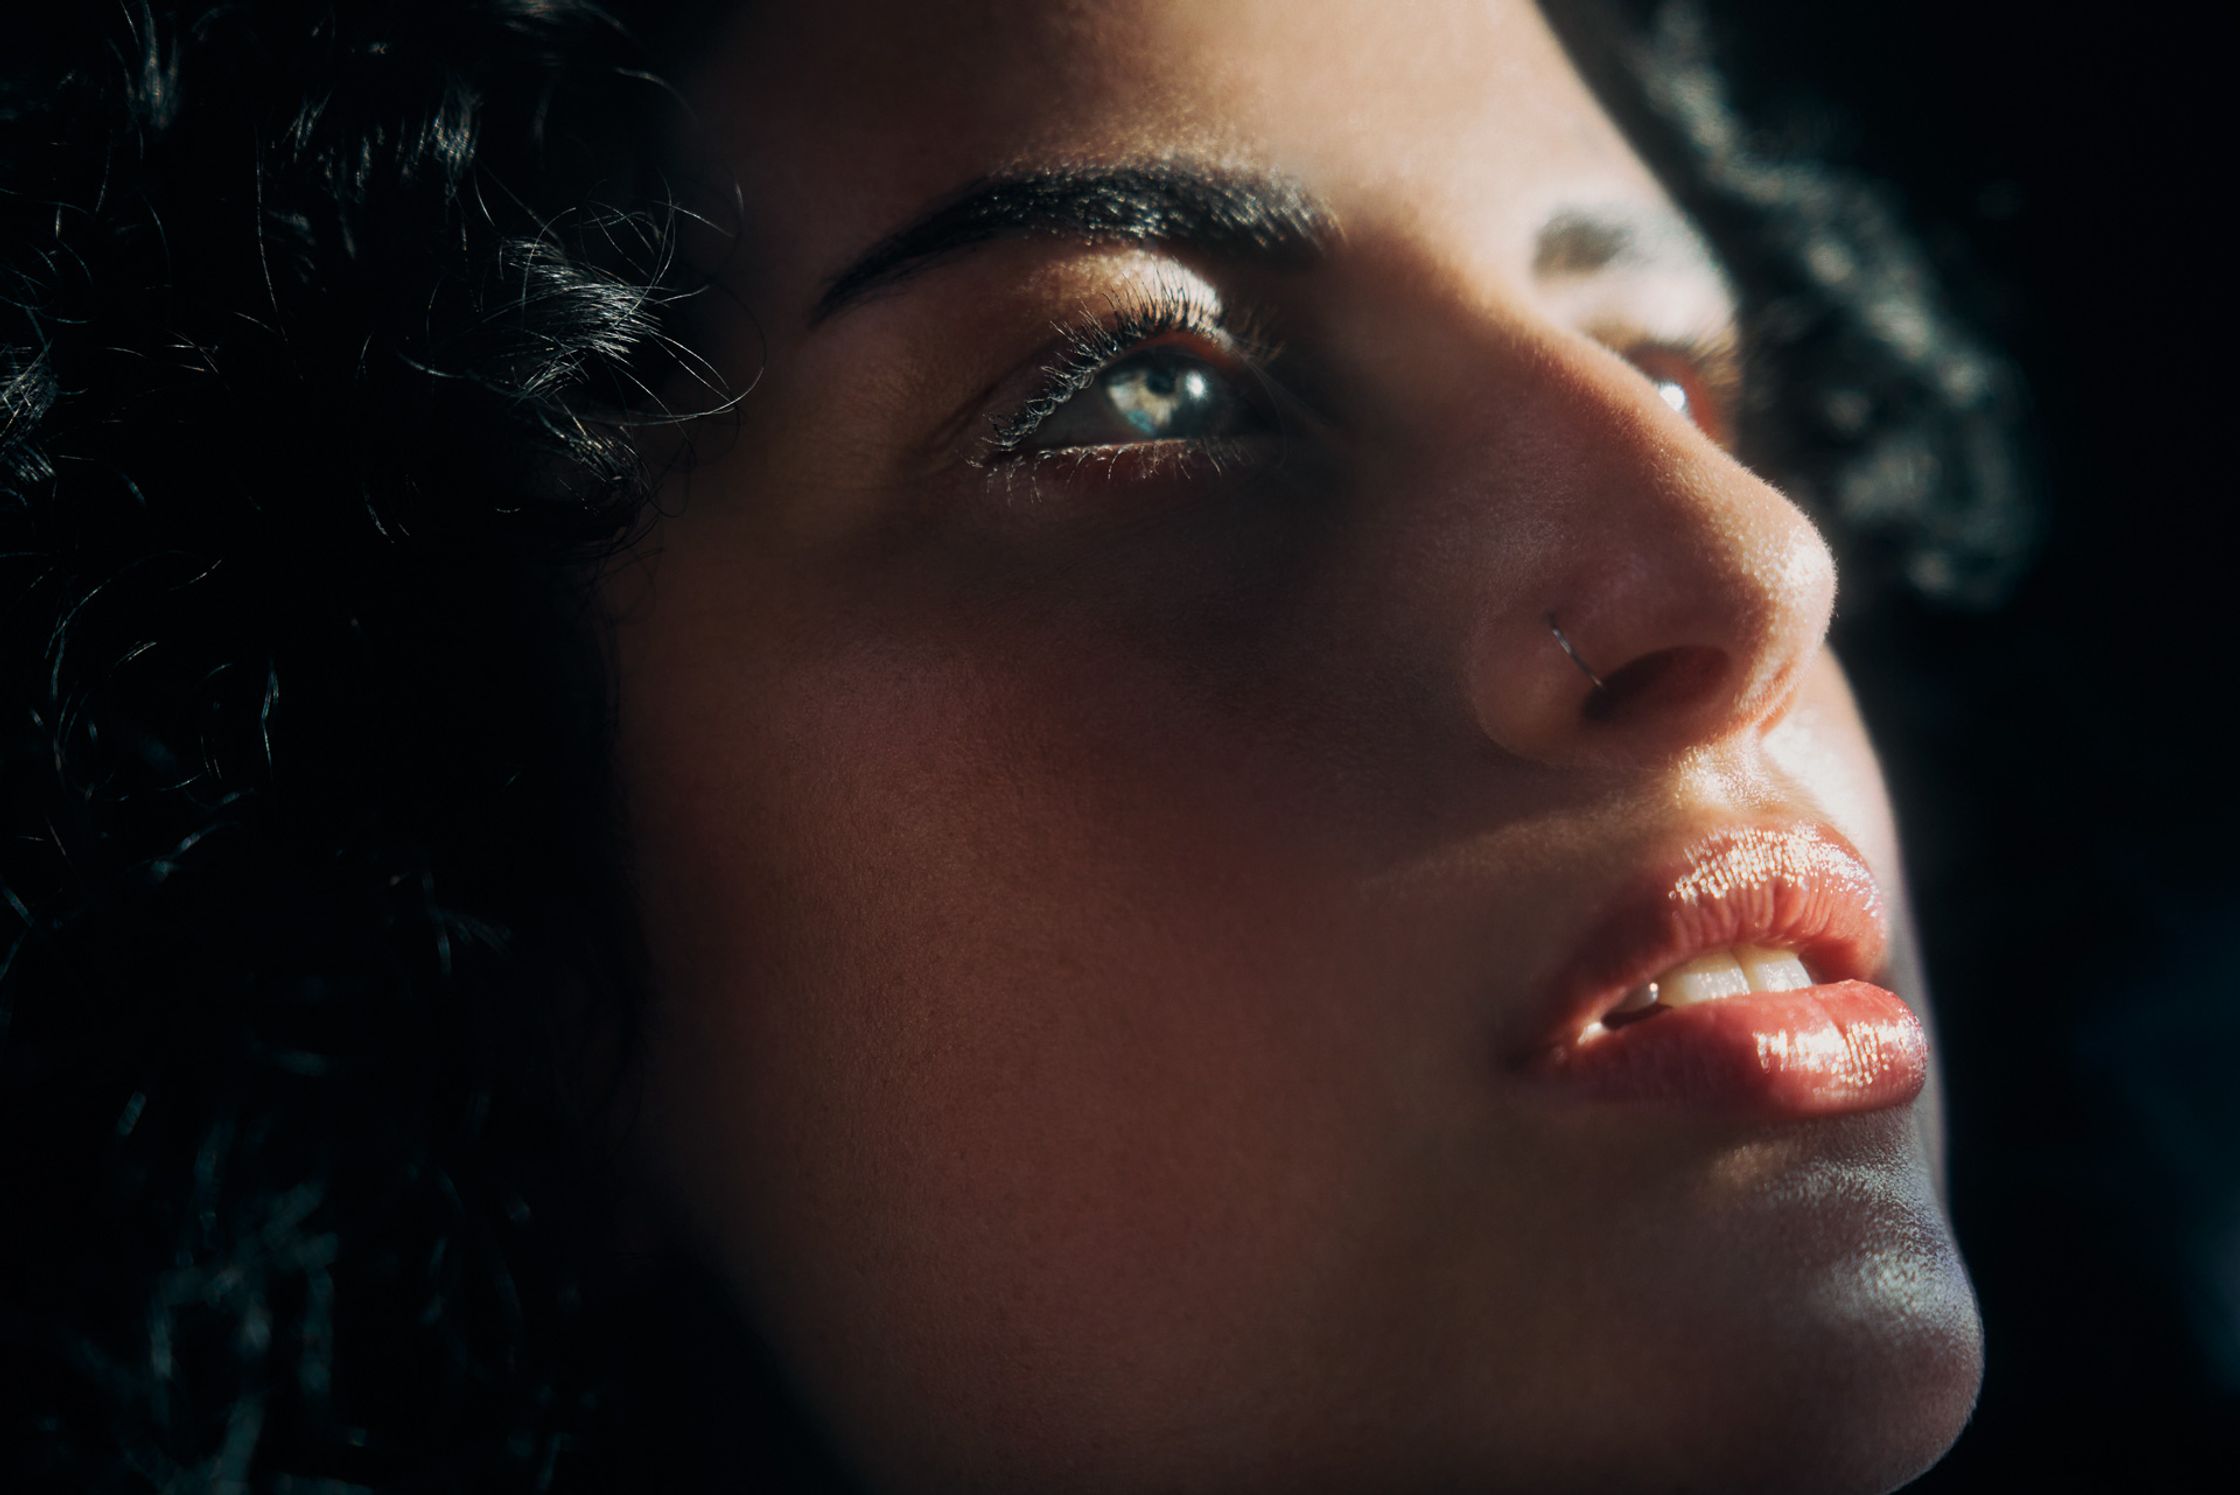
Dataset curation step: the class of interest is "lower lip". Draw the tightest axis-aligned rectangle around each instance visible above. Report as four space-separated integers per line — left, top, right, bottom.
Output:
1533 980 1928 1118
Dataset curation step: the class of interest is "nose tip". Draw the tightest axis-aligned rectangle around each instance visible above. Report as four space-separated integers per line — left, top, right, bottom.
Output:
1469 502 1838 767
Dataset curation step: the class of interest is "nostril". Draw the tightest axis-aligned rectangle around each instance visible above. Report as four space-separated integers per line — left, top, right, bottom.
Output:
1582 644 1728 724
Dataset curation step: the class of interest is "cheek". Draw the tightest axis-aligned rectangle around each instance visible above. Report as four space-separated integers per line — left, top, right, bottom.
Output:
616 623 1420 1474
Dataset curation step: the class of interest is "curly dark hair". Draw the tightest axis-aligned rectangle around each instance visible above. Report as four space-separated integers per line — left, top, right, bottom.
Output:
0 2 2028 1490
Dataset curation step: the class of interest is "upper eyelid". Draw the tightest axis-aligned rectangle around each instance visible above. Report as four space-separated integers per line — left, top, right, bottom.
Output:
1583 316 1744 392
984 335 1130 454
1626 333 1742 388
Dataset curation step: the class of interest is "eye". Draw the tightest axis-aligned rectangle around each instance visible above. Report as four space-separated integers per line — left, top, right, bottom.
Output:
1018 344 1263 452
1627 340 1740 449
980 281 1284 463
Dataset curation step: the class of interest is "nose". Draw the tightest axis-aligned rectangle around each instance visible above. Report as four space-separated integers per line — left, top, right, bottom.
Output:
1454 334 1838 768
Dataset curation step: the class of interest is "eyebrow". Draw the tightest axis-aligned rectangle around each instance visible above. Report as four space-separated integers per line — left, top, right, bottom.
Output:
1532 206 1721 281
809 162 1336 325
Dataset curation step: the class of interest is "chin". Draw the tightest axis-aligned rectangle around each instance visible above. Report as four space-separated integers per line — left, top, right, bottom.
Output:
1463 1111 1988 1495
1660 1237 1985 1495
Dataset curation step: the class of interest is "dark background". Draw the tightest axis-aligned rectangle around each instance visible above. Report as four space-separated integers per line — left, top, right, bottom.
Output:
1705 2 2233 1489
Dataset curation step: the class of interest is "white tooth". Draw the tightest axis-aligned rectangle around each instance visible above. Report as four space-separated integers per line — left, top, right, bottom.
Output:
1610 981 1659 1014
1739 946 1813 993
1658 951 1750 1006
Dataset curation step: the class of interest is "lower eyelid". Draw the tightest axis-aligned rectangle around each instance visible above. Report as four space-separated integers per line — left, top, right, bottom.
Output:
968 434 1288 500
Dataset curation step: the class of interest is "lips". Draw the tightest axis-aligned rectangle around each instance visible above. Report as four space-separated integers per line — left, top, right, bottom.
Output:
1516 824 1928 1118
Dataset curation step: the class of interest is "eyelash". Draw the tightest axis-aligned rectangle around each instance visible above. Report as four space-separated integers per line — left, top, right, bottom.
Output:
980 283 1281 459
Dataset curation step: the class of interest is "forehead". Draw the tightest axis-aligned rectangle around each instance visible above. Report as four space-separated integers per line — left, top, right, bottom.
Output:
681 0 1674 309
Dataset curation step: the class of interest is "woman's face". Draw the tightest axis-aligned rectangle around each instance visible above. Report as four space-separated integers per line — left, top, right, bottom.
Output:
607 1 1983 1488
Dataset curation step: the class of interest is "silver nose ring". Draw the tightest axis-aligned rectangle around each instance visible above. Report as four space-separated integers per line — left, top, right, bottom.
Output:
1546 612 1606 692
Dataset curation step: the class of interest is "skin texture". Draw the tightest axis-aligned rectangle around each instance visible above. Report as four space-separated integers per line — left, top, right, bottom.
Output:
605 2 1984 1489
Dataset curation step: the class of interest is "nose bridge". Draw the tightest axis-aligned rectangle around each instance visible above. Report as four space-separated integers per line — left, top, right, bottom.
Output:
1438 320 1839 767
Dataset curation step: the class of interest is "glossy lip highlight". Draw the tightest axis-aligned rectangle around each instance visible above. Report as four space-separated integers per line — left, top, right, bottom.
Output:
1533 822 1891 1049
1514 823 1925 1118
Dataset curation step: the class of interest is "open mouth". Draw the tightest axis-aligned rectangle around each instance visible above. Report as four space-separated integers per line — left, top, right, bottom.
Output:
1521 824 1926 1118
1597 944 1820 1029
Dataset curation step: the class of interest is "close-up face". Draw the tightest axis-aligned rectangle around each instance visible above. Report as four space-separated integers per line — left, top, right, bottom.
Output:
605 0 1984 1489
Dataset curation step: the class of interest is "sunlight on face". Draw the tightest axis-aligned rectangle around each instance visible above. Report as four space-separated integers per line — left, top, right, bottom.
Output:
605 2 1982 1489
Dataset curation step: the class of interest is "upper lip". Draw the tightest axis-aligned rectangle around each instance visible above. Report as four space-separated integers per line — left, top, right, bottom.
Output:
1519 821 1892 1059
